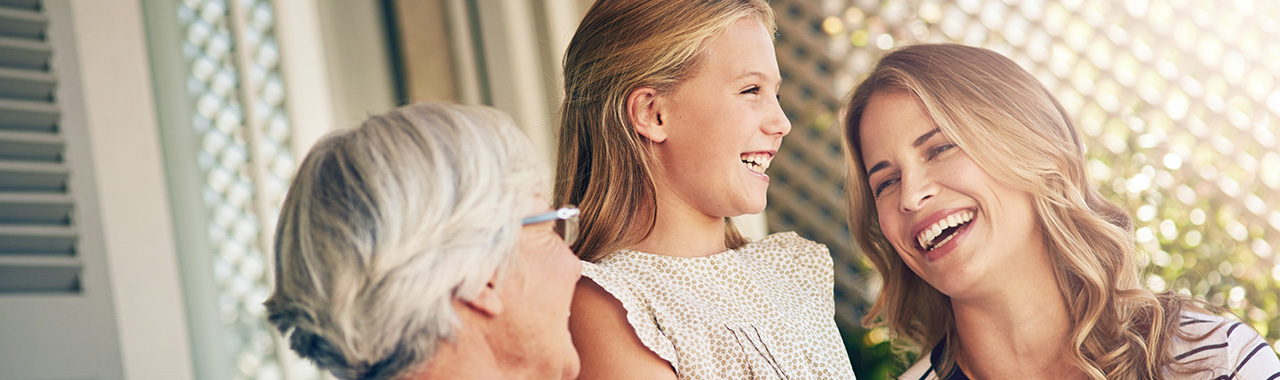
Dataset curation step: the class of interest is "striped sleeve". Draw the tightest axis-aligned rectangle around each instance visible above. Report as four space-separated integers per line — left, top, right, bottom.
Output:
1220 327 1280 380
1170 312 1280 380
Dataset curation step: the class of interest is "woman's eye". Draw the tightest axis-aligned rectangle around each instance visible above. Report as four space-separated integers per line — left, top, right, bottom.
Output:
740 86 760 95
928 143 956 159
873 178 898 198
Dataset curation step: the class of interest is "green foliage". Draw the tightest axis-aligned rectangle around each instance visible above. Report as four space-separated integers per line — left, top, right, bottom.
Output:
1084 104 1280 343
840 324 905 380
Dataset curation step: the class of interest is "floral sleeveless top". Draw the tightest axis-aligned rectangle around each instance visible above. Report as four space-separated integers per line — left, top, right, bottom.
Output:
581 232 857 379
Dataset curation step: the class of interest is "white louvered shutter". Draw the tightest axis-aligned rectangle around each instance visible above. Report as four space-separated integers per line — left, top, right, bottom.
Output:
0 0 75 292
0 0 125 378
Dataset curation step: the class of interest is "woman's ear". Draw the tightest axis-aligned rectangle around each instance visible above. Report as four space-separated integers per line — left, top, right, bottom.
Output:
627 87 667 143
460 280 504 318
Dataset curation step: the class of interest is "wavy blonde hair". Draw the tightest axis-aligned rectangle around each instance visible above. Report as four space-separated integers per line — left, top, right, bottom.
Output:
843 44 1208 379
555 0 775 262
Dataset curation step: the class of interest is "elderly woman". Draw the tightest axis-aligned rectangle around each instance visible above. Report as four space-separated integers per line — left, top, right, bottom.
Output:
264 102 582 380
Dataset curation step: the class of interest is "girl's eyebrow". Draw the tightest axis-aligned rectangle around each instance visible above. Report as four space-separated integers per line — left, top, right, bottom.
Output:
735 71 766 81
865 128 942 178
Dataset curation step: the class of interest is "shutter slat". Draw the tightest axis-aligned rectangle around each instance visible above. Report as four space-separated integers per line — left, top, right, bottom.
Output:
0 130 62 161
0 225 77 254
0 0 40 11
0 0 81 296
0 255 81 293
0 35 50 70
0 192 71 225
0 7 45 40
0 67 54 101
0 160 68 191
0 98 58 132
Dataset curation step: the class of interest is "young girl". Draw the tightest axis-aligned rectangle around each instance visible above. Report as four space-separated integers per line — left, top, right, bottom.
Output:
555 0 856 379
844 43 1280 379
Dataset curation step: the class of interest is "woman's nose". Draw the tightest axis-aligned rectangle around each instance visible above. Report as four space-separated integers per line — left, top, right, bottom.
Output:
898 171 936 213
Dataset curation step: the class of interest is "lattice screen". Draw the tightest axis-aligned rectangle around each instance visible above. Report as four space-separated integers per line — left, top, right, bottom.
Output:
178 0 313 378
767 0 1280 346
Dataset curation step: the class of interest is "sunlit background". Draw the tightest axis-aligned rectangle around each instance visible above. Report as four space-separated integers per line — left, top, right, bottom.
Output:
763 0 1280 376
0 0 1275 379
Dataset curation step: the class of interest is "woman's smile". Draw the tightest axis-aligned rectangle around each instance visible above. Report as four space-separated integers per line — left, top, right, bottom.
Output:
858 90 1042 297
911 208 977 261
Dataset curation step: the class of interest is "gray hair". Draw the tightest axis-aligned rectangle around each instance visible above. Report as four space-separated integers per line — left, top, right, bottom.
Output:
264 102 544 380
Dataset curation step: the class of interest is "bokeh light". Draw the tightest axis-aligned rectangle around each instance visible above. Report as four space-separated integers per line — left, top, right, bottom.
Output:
767 1 1280 370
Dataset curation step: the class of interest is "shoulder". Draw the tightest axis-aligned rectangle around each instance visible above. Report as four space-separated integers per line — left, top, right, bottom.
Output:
574 262 680 369
752 231 829 254
899 339 953 380
1167 311 1280 378
899 354 938 380
576 261 654 334
1172 311 1253 347
570 275 679 379
750 232 836 287
752 229 834 267
579 256 647 294
749 232 832 266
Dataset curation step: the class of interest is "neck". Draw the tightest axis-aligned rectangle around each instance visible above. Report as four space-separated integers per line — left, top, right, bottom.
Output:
949 246 1083 380
414 327 504 379
413 308 549 380
629 183 729 257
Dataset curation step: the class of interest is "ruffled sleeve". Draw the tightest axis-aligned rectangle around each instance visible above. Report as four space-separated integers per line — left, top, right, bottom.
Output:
755 232 837 316
580 261 680 370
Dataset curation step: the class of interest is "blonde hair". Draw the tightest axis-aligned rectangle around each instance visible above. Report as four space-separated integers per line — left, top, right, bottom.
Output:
843 44 1206 379
555 0 776 262
265 102 543 380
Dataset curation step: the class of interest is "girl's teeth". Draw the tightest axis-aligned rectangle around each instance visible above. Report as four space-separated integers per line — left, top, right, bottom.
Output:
742 154 772 174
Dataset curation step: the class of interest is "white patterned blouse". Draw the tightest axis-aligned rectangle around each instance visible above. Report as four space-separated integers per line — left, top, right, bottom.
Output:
581 232 857 380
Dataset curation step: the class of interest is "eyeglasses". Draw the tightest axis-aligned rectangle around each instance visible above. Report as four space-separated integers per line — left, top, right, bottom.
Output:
521 206 580 246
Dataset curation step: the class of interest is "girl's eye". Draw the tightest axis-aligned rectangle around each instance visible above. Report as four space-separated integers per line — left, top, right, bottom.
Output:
873 177 898 198
927 143 956 159
740 86 760 95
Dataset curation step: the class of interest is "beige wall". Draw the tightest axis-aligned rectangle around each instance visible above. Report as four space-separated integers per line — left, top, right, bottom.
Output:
315 1 398 128
394 0 464 104
68 1 194 379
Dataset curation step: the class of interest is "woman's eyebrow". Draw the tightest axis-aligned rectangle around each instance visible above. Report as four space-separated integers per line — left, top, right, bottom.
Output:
866 128 942 176
866 161 890 178
912 128 941 148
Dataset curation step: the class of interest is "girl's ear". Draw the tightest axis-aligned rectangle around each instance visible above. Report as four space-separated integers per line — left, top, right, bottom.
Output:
627 87 667 143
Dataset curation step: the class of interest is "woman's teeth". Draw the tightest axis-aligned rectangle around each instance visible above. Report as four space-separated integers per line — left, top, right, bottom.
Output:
917 210 974 251
741 153 772 174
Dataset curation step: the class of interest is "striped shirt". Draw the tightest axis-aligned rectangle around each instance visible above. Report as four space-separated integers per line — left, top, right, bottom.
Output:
899 312 1280 380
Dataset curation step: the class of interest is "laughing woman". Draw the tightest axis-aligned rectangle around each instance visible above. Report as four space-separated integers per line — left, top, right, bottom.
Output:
843 43 1280 380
